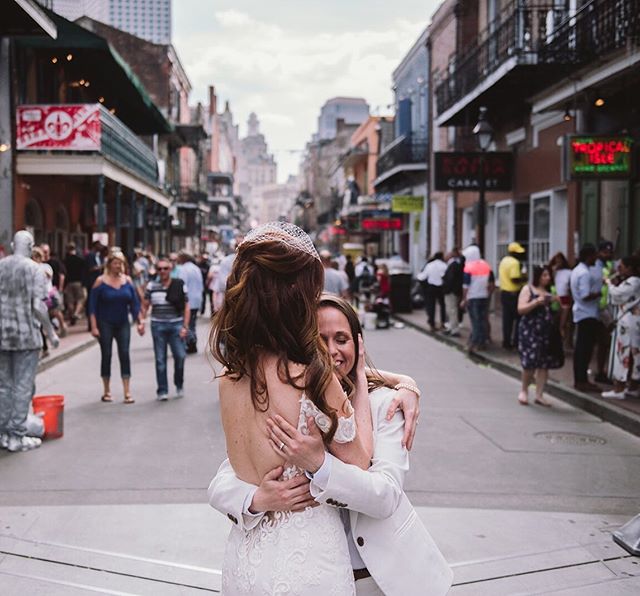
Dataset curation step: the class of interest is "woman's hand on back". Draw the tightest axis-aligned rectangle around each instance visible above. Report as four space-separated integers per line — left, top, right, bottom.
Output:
385 389 420 450
267 415 326 474
249 466 317 513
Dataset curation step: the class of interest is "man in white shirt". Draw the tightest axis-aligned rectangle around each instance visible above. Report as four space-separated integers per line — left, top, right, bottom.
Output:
417 252 448 331
320 250 349 298
570 243 602 392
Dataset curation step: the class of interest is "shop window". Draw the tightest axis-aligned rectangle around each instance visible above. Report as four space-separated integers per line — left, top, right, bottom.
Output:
580 180 599 246
495 202 512 262
530 196 551 266
24 199 44 244
600 180 629 256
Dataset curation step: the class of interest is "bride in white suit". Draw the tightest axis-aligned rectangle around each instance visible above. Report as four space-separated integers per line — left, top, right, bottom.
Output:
209 294 452 596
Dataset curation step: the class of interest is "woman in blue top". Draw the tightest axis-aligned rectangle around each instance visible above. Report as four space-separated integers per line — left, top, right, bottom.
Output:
89 251 144 404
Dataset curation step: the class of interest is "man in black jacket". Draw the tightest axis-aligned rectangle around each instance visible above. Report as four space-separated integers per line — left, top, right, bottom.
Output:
442 248 464 337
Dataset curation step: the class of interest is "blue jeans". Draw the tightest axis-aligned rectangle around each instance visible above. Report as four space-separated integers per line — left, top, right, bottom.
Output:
151 321 185 395
0 349 40 438
98 320 131 379
467 298 489 347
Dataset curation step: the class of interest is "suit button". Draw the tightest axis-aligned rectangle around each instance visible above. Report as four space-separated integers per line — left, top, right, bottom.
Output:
327 498 335 505
227 513 238 524
357 536 364 547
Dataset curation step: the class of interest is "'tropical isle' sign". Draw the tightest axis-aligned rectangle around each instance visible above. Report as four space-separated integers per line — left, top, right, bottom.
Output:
566 135 634 179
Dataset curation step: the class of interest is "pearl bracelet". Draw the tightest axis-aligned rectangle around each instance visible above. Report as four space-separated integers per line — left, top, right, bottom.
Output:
394 383 421 398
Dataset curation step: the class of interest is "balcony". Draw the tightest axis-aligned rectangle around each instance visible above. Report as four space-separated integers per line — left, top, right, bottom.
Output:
100 106 158 184
373 135 428 190
434 0 640 125
16 103 159 187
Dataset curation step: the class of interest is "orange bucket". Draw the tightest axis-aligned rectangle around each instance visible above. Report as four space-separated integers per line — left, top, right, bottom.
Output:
32 395 64 439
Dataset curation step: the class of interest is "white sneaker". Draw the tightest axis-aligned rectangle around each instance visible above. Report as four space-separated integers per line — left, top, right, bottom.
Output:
156 393 169 401
0 433 9 449
601 389 626 400
7 436 42 452
175 388 184 399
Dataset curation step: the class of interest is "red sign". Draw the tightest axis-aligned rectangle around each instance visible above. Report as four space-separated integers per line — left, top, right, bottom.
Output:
567 135 634 178
16 104 102 151
362 218 403 231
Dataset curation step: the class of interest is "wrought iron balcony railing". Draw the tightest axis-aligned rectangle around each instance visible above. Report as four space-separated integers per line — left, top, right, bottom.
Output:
376 135 428 178
100 105 158 184
435 0 640 117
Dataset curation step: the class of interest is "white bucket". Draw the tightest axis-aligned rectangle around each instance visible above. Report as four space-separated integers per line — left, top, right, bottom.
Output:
363 312 377 331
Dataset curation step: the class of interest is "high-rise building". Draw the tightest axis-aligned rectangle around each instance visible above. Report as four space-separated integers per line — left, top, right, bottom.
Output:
108 0 172 44
317 97 369 141
49 0 172 44
49 0 109 23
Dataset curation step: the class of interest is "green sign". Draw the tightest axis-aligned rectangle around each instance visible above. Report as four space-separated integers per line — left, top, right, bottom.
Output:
567 135 634 179
391 195 424 213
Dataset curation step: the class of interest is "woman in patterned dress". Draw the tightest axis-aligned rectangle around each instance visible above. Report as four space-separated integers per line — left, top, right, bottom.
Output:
516 265 564 406
601 256 640 400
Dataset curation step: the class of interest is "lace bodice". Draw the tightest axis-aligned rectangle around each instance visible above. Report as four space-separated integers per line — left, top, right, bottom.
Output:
281 394 356 481
222 393 357 595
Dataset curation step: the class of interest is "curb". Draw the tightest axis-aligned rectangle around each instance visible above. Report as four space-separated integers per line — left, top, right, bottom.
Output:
37 337 96 375
395 313 640 439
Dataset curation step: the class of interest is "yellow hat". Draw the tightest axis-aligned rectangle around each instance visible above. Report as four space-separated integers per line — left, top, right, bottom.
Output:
508 242 525 254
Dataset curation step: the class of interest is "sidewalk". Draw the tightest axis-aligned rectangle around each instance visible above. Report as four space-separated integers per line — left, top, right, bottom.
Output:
394 305 640 438
37 320 95 375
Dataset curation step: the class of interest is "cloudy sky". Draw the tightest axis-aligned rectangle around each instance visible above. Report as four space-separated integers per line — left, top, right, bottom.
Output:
173 0 441 182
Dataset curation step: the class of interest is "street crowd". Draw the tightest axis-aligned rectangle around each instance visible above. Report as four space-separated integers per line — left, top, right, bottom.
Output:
415 240 640 406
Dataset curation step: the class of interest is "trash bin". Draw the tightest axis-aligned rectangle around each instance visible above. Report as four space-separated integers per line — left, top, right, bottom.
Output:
390 273 413 313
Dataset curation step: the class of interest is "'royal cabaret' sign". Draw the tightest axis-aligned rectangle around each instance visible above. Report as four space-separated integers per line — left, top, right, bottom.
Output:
434 152 513 191
566 135 634 178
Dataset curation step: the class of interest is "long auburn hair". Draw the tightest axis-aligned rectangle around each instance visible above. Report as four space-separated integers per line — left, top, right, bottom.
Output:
318 294 393 394
210 239 340 443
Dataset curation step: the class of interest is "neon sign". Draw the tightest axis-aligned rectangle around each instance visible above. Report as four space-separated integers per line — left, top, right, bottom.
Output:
362 218 403 231
567 135 634 178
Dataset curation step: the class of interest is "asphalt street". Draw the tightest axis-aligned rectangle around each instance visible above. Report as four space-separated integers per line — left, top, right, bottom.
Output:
1 317 639 594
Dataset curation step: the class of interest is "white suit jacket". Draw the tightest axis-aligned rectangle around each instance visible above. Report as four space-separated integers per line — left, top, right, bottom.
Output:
208 387 453 596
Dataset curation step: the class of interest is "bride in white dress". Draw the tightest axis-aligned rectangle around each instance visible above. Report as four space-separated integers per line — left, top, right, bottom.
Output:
210 223 374 595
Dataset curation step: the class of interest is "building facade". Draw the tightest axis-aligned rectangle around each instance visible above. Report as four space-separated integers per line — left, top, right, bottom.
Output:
317 97 370 141
50 0 109 22
108 0 171 44
431 0 640 271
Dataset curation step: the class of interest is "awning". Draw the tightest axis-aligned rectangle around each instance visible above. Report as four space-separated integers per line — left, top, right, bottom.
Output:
3 0 57 38
16 9 171 135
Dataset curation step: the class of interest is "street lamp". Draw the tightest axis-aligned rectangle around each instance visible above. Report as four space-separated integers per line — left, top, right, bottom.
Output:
472 106 493 256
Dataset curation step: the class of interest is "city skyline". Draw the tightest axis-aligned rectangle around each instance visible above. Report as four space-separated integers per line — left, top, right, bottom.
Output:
173 0 440 182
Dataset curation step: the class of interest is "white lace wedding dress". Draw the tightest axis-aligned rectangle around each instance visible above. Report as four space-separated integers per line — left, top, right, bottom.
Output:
221 395 357 595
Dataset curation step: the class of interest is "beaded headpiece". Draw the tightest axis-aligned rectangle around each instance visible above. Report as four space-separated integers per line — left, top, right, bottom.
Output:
240 222 320 262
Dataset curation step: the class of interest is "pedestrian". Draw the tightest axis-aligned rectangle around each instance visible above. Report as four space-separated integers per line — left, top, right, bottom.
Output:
177 251 204 354
88 251 143 404
208 293 451 596
516 265 564 406
206 257 222 314
354 256 375 303
593 240 615 385
84 240 105 330
570 243 602 392
0 231 59 453
498 242 526 349
63 242 88 328
344 254 355 289
40 243 66 300
169 252 180 278
601 256 640 400
320 249 349 298
460 245 495 351
442 248 464 337
197 252 212 315
549 252 573 348
417 252 447 331
142 256 190 401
